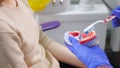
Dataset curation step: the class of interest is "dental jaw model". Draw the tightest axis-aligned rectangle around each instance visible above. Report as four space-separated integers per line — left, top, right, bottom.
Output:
64 30 97 47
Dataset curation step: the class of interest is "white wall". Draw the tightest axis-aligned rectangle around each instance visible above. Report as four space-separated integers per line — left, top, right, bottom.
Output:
71 0 120 8
104 0 119 9
103 0 119 30
71 0 103 4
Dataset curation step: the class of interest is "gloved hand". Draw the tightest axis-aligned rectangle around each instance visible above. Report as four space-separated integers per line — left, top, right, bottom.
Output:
112 6 120 28
64 35 113 68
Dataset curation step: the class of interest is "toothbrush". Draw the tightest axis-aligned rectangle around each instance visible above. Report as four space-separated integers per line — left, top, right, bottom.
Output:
83 15 116 33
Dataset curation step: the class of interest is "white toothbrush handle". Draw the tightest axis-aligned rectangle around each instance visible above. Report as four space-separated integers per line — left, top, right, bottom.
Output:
83 16 116 32
83 20 104 32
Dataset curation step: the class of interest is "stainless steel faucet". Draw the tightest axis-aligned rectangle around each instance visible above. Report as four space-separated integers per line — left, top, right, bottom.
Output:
59 0 64 4
52 0 64 5
52 0 56 5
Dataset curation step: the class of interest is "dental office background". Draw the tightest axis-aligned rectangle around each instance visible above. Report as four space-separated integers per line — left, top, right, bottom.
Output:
36 0 120 52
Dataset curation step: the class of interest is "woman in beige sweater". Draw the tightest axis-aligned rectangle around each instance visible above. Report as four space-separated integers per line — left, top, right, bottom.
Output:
0 0 85 68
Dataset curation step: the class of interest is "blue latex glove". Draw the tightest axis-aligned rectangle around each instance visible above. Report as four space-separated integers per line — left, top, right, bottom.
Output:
112 6 120 28
64 36 113 68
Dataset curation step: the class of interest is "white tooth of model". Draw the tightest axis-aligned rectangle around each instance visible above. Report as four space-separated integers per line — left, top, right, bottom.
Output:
79 0 95 11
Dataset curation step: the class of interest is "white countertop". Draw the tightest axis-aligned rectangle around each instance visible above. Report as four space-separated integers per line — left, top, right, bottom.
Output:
38 4 110 22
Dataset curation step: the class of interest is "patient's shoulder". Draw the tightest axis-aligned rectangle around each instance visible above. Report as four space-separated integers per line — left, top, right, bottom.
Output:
21 0 33 14
0 19 13 33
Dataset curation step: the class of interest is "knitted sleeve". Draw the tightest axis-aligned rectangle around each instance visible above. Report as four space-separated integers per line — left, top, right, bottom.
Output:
39 27 53 49
0 20 28 68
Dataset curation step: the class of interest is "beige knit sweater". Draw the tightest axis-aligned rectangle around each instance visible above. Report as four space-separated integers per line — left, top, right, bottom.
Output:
0 0 60 68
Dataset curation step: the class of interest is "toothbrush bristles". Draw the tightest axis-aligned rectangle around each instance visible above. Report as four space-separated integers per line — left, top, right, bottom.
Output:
84 27 95 34
89 27 95 32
